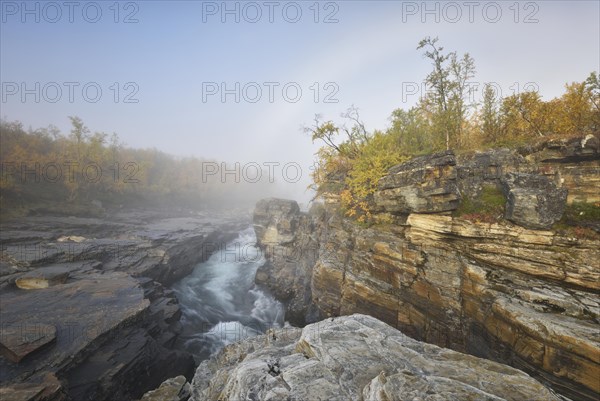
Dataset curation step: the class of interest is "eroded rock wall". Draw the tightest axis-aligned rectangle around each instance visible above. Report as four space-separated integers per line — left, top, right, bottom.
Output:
253 136 600 401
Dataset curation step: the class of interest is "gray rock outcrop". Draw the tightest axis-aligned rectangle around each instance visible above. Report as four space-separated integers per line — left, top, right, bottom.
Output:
252 136 600 401
253 199 322 325
190 314 561 401
502 173 568 229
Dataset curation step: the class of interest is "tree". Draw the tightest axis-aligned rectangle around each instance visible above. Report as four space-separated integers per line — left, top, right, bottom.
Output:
68 116 89 162
448 52 476 148
481 84 501 143
418 37 452 150
418 37 476 150
584 72 600 131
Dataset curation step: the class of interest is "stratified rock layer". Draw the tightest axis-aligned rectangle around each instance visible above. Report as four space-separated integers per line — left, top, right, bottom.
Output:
253 137 600 401
375 150 460 214
190 314 561 401
253 199 322 325
140 375 190 401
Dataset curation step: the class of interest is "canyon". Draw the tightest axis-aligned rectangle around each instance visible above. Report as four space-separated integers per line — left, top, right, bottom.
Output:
1 135 598 401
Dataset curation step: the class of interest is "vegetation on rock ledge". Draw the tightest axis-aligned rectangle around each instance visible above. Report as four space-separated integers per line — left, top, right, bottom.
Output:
307 37 599 223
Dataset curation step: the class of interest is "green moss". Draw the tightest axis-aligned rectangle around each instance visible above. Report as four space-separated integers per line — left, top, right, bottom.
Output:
553 202 600 239
454 185 506 223
479 186 506 209
562 202 600 223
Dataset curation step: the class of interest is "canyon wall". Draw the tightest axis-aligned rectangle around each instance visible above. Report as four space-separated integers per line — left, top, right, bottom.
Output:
253 135 600 401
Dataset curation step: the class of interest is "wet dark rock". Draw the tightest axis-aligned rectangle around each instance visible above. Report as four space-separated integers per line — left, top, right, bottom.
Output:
0 324 56 363
0 372 66 401
253 198 321 326
0 209 248 401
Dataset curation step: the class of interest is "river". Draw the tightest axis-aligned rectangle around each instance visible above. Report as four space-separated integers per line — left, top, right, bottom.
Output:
173 226 285 362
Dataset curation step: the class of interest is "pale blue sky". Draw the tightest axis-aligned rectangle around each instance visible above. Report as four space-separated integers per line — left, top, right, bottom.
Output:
1 1 599 201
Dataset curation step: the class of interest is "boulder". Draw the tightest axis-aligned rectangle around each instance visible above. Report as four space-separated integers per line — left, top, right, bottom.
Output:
502 173 568 229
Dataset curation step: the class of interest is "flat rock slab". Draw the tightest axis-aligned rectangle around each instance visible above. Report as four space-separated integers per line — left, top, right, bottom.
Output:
0 372 64 401
15 266 71 289
0 271 149 384
0 324 56 363
56 236 86 243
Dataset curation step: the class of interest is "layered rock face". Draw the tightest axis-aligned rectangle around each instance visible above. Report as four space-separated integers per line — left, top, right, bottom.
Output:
253 199 323 325
253 136 600 401
0 210 245 401
190 314 562 401
374 150 460 214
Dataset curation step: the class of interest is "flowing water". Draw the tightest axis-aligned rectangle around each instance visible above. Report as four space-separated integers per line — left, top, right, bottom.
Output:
173 226 285 361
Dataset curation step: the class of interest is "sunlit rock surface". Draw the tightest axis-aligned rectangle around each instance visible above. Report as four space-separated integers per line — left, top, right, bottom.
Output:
190 314 561 401
253 136 600 401
14 265 71 289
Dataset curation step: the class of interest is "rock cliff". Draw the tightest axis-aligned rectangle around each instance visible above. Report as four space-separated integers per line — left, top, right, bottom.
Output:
252 136 600 401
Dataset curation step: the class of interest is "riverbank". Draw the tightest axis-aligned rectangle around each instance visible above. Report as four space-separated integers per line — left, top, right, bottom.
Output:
0 207 248 400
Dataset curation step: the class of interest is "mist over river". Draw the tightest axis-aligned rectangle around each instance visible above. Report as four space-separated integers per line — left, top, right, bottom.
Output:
173 226 285 362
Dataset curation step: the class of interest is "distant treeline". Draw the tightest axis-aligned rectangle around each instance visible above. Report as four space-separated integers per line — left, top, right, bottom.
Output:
0 117 280 215
308 37 599 221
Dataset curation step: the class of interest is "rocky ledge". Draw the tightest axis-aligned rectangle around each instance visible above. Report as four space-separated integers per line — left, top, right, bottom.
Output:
188 314 561 401
252 136 600 401
0 209 247 401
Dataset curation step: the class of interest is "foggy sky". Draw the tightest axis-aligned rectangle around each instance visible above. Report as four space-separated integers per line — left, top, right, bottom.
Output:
1 0 599 203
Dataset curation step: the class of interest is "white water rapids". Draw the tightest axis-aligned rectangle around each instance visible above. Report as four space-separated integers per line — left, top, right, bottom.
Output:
173 226 285 361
